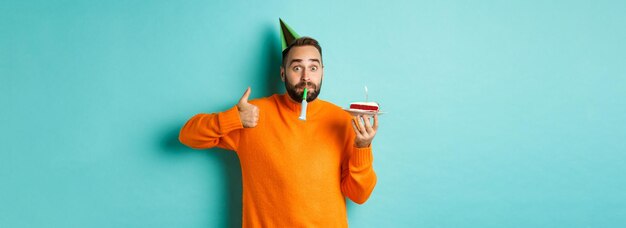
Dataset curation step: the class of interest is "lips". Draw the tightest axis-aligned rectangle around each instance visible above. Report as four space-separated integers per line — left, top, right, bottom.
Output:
296 83 316 91
298 86 314 90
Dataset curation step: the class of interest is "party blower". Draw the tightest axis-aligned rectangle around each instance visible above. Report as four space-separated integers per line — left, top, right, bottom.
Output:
299 88 308 121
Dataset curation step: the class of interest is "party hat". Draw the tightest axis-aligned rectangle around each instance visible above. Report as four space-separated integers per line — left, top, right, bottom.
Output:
280 18 301 51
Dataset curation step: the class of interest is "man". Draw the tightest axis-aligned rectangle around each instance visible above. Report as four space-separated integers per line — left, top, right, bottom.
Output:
179 20 379 227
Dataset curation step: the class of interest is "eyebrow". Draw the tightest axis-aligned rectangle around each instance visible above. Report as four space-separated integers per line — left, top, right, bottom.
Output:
289 58 321 66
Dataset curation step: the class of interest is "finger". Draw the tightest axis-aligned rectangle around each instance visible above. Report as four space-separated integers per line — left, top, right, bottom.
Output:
373 114 379 131
352 117 363 133
355 116 366 134
352 117 360 132
362 115 373 134
239 87 251 104
351 119 363 136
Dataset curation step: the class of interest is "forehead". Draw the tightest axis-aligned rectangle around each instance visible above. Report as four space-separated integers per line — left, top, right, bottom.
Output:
287 45 321 62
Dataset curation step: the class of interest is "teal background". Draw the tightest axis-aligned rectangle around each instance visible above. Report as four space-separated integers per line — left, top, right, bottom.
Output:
2 0 626 227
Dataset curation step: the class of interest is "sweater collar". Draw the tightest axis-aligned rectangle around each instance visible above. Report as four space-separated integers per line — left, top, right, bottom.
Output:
278 93 323 115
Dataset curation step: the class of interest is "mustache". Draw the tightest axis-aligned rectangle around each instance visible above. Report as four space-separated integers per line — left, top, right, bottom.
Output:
295 82 316 90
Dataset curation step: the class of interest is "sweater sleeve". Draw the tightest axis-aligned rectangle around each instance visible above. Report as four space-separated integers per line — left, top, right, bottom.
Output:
178 105 244 151
340 144 378 204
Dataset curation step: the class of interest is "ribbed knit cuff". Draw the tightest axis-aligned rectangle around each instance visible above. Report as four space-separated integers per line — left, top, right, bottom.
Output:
350 146 374 167
217 106 244 133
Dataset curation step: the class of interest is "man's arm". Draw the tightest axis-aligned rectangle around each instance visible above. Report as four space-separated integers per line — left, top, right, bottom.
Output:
179 106 243 150
340 145 377 204
340 115 379 204
178 87 259 151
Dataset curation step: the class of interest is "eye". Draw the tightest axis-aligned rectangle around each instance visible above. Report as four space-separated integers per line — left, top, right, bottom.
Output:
293 66 301 71
311 66 318 71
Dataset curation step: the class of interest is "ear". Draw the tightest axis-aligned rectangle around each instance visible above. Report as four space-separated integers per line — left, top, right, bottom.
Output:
280 67 285 82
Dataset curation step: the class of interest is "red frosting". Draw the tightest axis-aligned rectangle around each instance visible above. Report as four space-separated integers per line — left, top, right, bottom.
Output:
350 104 379 111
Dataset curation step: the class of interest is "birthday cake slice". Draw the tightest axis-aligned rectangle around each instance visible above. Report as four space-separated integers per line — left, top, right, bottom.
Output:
349 102 379 112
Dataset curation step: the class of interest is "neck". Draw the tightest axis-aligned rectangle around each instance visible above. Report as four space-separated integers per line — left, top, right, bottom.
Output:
286 94 316 103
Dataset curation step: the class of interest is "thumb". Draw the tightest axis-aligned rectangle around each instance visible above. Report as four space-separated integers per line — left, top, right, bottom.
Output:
239 87 251 104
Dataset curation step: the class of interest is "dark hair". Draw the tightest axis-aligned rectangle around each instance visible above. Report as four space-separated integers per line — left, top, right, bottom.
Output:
281 37 323 68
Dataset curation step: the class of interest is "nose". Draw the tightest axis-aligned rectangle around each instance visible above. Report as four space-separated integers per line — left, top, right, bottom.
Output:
301 68 310 82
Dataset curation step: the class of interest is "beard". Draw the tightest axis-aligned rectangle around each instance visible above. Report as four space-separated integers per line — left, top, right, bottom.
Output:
284 78 322 103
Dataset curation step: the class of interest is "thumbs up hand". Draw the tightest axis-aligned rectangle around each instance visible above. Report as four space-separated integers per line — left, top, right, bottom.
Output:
237 87 259 128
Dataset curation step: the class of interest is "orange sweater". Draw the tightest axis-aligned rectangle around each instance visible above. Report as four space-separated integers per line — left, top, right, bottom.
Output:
179 93 377 227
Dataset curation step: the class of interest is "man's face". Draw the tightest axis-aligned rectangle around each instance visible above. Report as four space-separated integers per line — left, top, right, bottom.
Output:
281 45 323 102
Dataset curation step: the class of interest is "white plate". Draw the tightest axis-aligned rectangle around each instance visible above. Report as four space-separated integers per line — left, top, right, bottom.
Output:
343 108 385 116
